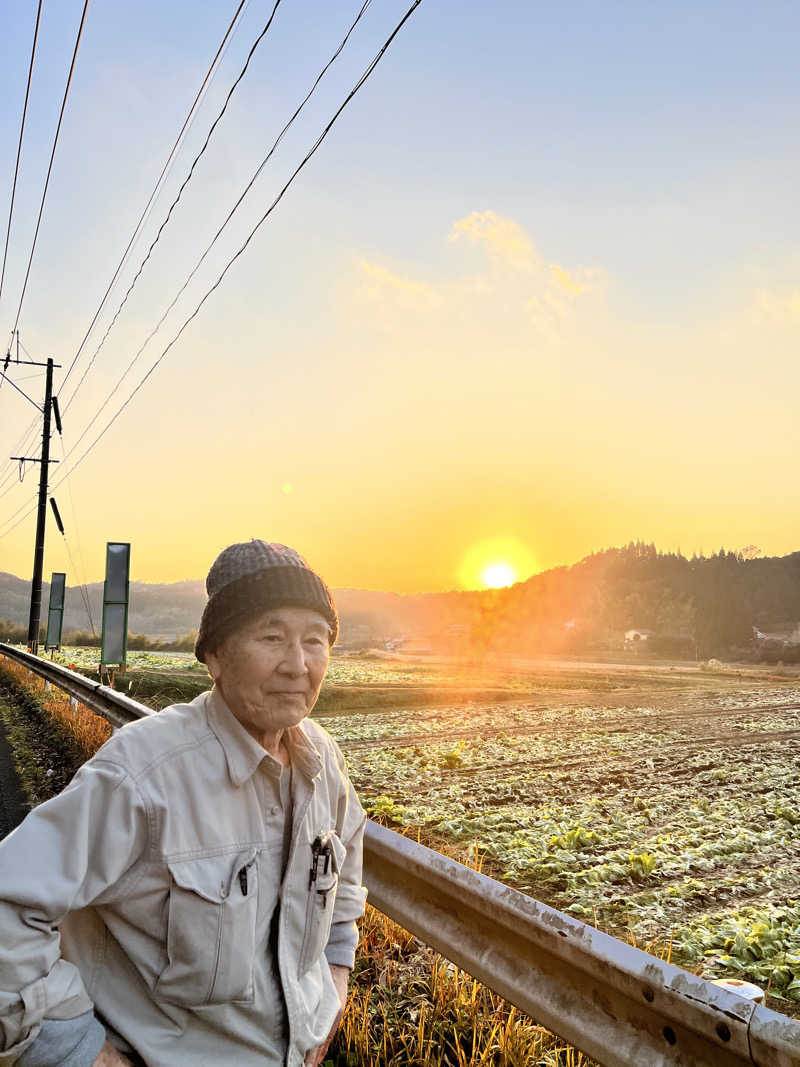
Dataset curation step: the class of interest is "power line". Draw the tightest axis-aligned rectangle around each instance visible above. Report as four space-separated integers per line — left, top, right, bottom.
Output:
56 433 97 636
61 0 283 414
45 0 424 498
58 0 375 464
0 337 47 489
0 357 46 500
1 0 424 541
0 488 39 537
11 0 91 337
57 0 250 397
6 409 41 456
0 414 41 494
63 534 97 636
5 371 45 383
0 0 44 303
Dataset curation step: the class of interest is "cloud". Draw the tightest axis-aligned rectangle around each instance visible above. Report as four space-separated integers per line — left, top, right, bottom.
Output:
550 263 595 297
448 210 536 270
354 211 600 339
754 287 800 324
356 258 443 310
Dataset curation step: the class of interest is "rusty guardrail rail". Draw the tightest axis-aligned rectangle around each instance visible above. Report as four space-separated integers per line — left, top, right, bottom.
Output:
2 642 799 1066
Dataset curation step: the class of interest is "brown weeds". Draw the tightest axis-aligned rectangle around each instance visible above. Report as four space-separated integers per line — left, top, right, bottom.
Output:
331 904 596 1066
0 659 109 757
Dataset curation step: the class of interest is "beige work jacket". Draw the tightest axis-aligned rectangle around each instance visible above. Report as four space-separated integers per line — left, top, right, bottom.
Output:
0 688 367 1066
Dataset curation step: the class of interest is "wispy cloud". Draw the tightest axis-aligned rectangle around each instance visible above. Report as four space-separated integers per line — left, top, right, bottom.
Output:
356 210 600 337
754 287 800 323
448 210 536 271
356 258 443 309
550 263 595 297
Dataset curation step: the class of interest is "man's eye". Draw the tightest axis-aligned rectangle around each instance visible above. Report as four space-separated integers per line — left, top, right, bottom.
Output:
261 634 283 643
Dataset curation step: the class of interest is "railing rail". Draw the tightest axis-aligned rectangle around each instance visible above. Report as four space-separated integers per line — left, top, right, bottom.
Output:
1 642 799 1066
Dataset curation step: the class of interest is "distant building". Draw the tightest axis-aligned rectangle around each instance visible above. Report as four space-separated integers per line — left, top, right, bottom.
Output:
624 628 653 649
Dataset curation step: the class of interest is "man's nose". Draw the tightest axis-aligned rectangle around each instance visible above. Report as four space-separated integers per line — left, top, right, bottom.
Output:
278 639 307 675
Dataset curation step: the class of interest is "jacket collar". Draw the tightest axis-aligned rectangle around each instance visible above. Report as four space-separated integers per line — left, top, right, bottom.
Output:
205 688 322 787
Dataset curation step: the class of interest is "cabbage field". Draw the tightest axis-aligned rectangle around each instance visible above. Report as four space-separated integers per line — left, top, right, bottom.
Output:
316 664 800 1009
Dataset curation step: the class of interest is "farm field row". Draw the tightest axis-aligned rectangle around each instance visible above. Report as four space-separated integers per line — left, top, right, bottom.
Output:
33 642 794 697
318 677 800 1010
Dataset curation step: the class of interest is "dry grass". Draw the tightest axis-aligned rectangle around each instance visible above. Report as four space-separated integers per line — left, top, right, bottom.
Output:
331 904 596 1067
0 659 110 757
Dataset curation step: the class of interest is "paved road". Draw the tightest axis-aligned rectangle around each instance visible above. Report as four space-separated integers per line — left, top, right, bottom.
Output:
0 709 28 838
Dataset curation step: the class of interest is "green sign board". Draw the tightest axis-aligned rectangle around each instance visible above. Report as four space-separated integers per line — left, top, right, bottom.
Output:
101 543 130 667
45 572 66 650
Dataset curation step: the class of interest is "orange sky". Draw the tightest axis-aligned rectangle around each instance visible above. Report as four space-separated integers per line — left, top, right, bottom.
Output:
2 208 798 592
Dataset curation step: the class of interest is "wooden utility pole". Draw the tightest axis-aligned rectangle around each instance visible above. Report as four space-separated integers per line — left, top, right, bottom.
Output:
3 343 61 655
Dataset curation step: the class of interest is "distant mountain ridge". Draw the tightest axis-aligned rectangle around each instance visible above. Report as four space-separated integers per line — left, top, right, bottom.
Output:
0 570 476 641
0 572 207 639
2 543 800 655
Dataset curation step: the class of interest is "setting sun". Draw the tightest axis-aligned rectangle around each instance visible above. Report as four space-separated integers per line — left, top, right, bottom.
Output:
458 537 537 590
481 561 516 588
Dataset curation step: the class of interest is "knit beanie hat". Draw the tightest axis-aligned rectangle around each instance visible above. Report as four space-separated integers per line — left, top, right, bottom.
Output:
195 540 338 663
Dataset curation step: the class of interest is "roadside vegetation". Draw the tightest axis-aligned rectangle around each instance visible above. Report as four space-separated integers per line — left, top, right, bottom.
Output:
0 660 106 804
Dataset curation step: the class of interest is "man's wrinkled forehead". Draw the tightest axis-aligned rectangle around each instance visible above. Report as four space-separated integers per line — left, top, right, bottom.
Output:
247 607 332 636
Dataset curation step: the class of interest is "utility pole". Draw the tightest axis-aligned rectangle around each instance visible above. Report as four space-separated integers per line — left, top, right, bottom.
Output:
3 340 61 655
27 357 54 653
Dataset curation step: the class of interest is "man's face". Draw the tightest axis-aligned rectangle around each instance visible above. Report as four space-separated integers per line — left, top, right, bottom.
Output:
205 606 330 743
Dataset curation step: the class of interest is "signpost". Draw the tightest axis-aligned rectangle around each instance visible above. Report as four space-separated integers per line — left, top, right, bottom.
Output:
101 543 130 676
44 572 66 652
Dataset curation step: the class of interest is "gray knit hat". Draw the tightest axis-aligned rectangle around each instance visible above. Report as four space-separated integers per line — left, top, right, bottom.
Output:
195 540 338 663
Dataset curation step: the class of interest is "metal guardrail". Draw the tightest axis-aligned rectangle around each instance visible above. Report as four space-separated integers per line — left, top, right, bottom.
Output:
2 642 800 1067
0 644 151 729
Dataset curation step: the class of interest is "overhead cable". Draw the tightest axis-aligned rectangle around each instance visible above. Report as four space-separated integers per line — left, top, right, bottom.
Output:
48 0 423 494
60 0 374 459
61 0 282 413
0 412 40 483
63 535 97 636
0 488 39 536
2 0 424 538
0 0 44 302
56 433 97 636
57 0 250 396
11 0 91 337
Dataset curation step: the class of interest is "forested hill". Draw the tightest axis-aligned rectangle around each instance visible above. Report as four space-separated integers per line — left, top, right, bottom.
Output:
489 543 800 655
1 543 799 655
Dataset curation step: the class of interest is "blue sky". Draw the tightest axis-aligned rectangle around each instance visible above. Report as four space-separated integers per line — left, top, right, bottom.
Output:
1 1 798 590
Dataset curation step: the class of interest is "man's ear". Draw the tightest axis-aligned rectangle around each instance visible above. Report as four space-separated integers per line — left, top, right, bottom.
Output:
205 647 221 683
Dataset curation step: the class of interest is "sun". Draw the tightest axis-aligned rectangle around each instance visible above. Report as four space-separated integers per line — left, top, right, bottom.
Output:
458 537 537 590
481 561 516 588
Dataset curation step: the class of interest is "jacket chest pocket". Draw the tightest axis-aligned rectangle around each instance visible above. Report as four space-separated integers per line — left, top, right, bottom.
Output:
297 832 347 977
155 849 258 1007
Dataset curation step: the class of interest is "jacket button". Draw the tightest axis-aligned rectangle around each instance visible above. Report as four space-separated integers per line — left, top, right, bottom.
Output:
271 806 280 816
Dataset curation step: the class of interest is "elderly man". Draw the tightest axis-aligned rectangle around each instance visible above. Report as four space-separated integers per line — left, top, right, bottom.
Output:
0 541 367 1067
